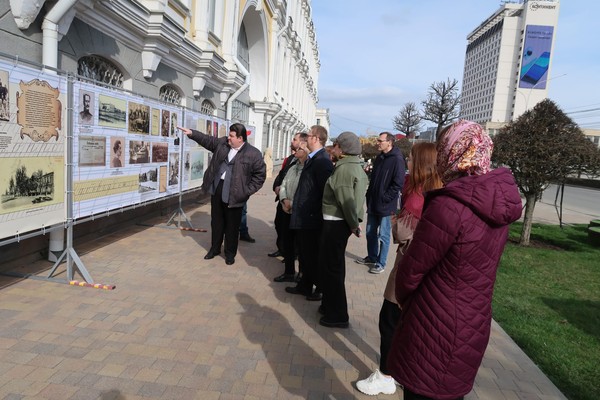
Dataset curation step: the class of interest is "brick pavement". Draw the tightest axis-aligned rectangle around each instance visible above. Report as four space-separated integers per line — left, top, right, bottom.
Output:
0 178 568 399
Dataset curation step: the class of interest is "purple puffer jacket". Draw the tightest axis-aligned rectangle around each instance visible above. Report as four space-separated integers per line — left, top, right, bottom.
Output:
387 168 522 399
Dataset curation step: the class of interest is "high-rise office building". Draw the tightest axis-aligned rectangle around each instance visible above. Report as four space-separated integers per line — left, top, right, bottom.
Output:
460 0 560 135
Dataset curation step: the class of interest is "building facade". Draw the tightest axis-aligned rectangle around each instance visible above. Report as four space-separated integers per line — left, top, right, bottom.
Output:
1 0 319 160
460 0 560 135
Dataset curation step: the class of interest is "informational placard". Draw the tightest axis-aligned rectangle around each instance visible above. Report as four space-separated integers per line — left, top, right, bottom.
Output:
0 61 66 240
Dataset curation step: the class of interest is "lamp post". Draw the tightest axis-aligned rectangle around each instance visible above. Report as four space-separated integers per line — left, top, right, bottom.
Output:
522 73 567 111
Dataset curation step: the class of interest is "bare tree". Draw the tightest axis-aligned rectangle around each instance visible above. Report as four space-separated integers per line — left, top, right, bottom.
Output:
421 78 460 139
492 99 600 245
393 102 422 138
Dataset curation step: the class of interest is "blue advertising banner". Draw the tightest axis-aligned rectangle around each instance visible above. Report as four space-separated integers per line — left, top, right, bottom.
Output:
519 25 554 89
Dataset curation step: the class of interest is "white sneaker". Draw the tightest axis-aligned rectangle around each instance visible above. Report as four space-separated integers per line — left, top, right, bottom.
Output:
356 369 397 395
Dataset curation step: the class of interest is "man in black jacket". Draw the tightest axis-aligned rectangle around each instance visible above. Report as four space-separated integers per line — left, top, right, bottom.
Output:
179 123 266 265
285 125 334 300
356 132 405 274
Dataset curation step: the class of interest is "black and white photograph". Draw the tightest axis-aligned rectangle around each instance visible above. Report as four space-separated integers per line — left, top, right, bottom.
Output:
189 149 205 181
138 167 158 193
161 110 170 137
0 70 10 122
79 89 94 125
128 101 150 134
110 137 125 168
129 140 150 164
98 94 126 129
151 142 168 163
168 152 179 186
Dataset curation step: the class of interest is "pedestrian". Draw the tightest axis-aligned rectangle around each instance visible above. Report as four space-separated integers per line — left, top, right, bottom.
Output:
318 131 368 328
178 123 266 265
387 120 522 400
356 132 405 274
274 133 309 282
269 132 304 258
356 142 443 395
285 125 334 301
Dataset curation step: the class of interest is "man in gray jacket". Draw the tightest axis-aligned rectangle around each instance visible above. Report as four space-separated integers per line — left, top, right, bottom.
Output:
179 123 266 265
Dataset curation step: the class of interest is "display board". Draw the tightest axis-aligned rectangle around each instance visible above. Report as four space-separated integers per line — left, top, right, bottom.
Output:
0 57 224 242
0 61 66 240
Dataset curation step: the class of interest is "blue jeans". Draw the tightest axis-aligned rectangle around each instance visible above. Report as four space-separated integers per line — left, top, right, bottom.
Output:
366 214 391 269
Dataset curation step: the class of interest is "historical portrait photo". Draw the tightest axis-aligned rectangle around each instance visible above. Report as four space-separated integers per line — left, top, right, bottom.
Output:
0 70 10 122
110 136 125 168
161 110 170 137
79 89 94 125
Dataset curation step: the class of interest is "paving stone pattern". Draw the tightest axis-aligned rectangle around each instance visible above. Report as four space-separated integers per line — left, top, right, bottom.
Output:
0 178 568 399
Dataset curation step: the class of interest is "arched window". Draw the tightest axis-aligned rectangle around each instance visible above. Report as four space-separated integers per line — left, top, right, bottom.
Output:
200 100 215 116
159 84 182 105
77 55 124 88
237 23 250 70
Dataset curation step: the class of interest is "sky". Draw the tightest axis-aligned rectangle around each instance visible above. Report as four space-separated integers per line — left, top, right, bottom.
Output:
311 0 600 137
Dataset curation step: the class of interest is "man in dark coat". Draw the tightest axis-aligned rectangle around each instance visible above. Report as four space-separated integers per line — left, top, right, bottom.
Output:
179 123 266 265
356 132 405 274
285 125 334 300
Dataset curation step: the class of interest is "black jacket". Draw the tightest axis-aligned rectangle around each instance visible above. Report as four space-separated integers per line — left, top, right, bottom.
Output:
289 148 334 230
366 146 405 216
188 129 266 207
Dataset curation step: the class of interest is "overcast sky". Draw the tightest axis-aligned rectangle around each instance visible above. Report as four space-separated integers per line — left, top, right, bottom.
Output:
311 0 600 137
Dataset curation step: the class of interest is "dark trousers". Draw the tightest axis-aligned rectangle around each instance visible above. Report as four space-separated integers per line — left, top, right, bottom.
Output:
403 389 463 400
280 212 298 276
211 180 243 259
296 228 321 294
274 202 285 253
320 220 351 322
379 299 402 375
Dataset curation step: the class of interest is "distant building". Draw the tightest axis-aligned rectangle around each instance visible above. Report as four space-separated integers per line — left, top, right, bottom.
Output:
316 108 331 133
583 129 600 149
460 0 560 135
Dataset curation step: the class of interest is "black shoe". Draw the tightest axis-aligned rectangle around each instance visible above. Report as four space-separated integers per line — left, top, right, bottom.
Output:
268 250 282 257
204 251 220 260
239 234 256 243
295 273 302 283
306 290 323 302
319 316 349 329
274 274 296 283
225 257 235 265
285 286 311 296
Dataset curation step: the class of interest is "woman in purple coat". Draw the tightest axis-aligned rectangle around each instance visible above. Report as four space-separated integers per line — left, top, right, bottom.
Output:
387 120 522 400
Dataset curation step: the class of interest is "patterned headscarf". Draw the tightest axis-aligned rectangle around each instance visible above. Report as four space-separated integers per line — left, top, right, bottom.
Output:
437 120 493 184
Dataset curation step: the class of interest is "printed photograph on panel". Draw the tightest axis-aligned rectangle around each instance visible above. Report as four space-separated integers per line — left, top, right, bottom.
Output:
168 152 179 186
190 148 205 181
159 165 167 193
182 151 190 181
78 136 106 167
151 142 168 163
129 140 150 164
110 137 125 168
98 94 126 129
79 90 94 125
170 112 178 138
205 119 213 137
138 167 158 193
213 121 218 138
0 70 10 121
151 109 160 135
16 79 62 142
218 122 226 138
128 101 150 134
197 118 206 133
161 110 170 137
0 156 64 214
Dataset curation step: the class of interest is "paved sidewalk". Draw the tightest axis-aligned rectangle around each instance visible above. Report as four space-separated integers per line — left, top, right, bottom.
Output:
0 178 568 399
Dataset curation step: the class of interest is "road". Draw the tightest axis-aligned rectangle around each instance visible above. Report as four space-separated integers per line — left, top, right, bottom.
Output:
532 184 600 224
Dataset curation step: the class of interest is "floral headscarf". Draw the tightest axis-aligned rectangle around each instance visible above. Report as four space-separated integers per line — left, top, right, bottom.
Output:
437 120 493 184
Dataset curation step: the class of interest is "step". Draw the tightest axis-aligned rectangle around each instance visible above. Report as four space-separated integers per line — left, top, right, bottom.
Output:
589 219 600 228
589 226 600 247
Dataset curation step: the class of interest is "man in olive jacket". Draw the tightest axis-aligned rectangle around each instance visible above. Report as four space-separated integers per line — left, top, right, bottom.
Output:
179 123 266 265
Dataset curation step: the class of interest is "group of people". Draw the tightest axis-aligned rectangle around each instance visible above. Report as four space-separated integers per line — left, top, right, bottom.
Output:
181 120 523 400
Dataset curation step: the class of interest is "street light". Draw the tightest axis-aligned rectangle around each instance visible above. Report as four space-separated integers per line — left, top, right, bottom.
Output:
522 73 567 110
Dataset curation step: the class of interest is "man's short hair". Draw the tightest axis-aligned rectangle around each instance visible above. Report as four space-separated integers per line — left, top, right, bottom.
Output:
310 125 328 146
379 132 395 144
229 123 247 142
